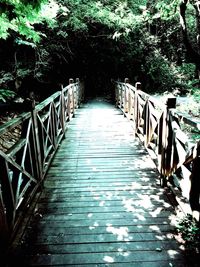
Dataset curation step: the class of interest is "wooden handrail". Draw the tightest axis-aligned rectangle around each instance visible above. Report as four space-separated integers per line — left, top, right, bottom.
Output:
115 79 200 220
0 79 83 252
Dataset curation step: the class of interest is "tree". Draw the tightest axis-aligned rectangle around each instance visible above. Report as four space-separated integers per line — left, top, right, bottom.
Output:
0 0 199 100
179 0 200 77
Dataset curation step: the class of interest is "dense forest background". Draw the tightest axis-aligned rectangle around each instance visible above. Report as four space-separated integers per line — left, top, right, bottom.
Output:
0 0 200 102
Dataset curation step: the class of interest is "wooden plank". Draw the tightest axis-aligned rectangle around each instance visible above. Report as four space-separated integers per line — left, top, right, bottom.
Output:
20 240 180 254
21 251 183 266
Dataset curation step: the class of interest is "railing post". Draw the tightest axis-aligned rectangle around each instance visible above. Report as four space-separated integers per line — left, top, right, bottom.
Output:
31 100 43 180
0 184 9 261
189 141 200 221
159 97 176 186
134 82 142 134
124 78 129 114
115 81 120 108
60 84 66 138
69 78 75 117
76 78 80 107
117 79 123 109
144 98 150 147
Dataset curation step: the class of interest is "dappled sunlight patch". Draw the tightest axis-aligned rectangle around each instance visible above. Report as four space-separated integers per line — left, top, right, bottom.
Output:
168 213 181 226
93 195 100 200
166 233 174 239
167 249 180 258
130 181 142 189
99 201 105 206
155 234 166 241
138 195 153 209
89 226 96 230
89 221 99 230
149 207 164 217
149 225 161 232
106 226 130 241
140 176 151 182
126 155 157 169
117 249 130 257
163 202 171 208
150 194 164 202
135 214 146 221
122 198 144 213
88 213 93 218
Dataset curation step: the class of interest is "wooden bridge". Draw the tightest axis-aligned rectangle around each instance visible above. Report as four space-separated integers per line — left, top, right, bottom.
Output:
0 79 200 266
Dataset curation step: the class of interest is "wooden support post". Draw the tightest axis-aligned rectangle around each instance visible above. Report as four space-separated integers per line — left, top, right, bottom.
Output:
60 84 66 138
31 101 43 180
115 83 119 108
134 82 142 134
0 184 9 261
68 79 73 120
69 78 74 84
69 78 75 117
0 156 13 231
189 141 200 221
76 78 80 107
124 78 129 114
144 100 150 147
160 97 176 186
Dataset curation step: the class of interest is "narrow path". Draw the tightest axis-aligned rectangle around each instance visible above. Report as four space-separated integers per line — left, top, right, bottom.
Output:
8 98 185 266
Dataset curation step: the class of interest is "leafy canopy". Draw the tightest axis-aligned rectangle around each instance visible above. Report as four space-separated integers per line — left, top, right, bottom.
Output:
0 0 60 42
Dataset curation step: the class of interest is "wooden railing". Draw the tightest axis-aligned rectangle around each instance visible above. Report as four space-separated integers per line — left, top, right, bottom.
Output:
0 78 84 250
115 79 200 220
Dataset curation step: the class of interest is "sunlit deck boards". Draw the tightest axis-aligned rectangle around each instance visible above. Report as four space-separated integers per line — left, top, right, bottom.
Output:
9 99 185 266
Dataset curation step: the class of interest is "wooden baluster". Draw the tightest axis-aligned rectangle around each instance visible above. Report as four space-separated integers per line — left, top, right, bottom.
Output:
134 82 142 135
115 82 119 107
144 99 150 147
31 100 43 180
60 84 66 138
122 83 125 114
80 80 85 102
124 78 129 114
68 79 74 120
116 78 120 108
117 79 122 109
76 78 80 107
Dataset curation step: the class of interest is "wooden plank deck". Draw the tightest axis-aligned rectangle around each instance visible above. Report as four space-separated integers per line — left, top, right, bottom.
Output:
7 98 187 266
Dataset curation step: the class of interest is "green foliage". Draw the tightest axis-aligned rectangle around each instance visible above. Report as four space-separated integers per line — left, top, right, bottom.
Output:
0 71 14 85
176 214 200 251
0 0 58 42
0 0 199 98
0 89 16 102
145 49 180 91
155 0 179 20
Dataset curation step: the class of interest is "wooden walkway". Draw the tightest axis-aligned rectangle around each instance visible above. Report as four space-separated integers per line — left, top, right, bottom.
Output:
8 99 187 266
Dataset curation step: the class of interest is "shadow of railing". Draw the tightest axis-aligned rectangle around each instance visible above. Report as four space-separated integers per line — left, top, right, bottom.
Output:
115 79 200 221
0 78 84 255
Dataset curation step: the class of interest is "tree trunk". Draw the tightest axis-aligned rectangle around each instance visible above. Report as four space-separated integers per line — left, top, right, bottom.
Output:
179 0 200 70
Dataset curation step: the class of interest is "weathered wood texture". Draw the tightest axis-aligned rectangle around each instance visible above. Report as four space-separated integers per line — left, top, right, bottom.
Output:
8 99 187 266
0 79 83 253
115 80 200 220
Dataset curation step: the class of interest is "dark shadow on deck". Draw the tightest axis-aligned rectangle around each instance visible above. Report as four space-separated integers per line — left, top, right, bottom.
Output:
6 98 192 266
